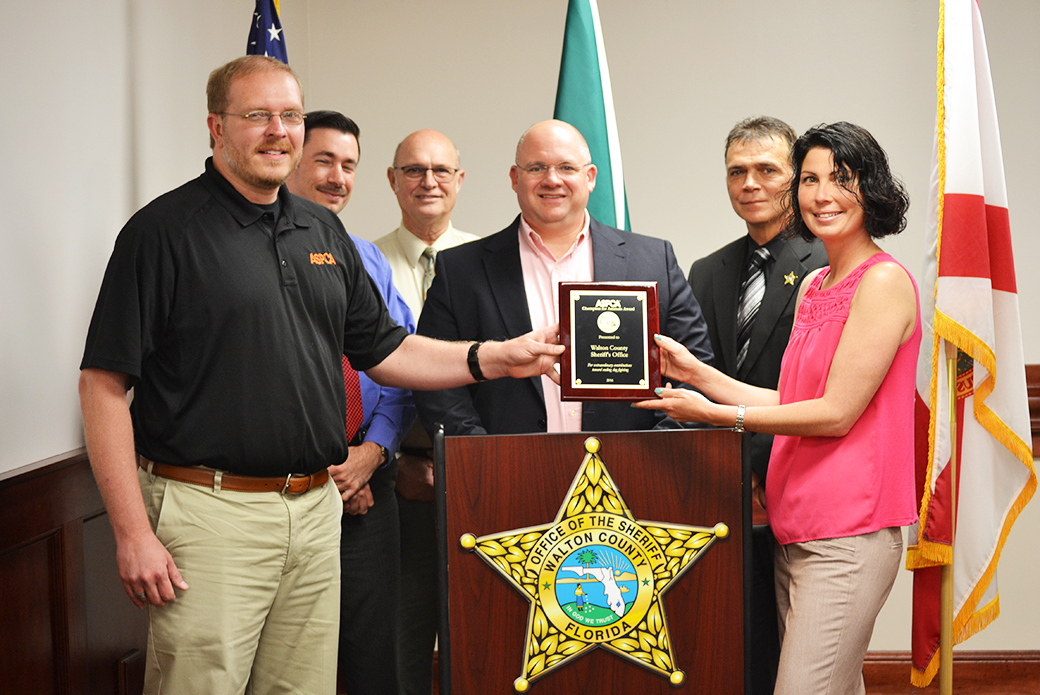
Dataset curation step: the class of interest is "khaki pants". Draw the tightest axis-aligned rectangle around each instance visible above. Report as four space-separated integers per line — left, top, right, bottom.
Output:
774 527 903 695
139 467 342 695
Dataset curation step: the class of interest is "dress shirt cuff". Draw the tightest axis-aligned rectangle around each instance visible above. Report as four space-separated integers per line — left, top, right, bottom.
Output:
362 412 411 467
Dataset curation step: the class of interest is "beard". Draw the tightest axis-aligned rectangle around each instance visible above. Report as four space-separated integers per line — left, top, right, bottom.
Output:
221 136 301 192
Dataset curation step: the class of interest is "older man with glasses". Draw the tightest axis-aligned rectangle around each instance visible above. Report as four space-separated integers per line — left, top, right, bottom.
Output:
374 129 477 695
413 117 714 458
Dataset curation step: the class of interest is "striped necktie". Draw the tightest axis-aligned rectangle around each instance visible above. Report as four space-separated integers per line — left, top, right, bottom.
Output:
736 246 771 371
421 246 438 301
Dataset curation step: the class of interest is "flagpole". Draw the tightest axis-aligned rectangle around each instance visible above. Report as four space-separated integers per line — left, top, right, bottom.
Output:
939 345 958 695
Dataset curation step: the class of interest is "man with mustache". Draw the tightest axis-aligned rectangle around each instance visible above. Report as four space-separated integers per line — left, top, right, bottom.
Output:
687 115 827 695
286 110 415 695
78 56 563 695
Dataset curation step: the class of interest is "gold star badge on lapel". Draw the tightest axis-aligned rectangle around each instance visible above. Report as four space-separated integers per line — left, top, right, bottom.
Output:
784 271 798 286
459 437 728 691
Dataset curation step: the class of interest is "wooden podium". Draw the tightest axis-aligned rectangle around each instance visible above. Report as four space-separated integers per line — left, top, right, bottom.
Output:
434 428 743 694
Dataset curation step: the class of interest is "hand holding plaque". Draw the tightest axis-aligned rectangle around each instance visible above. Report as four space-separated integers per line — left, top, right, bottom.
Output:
559 282 660 401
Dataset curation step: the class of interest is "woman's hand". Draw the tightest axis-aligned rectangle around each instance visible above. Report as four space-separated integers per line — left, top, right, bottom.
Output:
655 334 704 385
632 383 717 424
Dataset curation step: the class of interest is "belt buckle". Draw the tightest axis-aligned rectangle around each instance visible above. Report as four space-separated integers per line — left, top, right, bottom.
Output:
283 472 312 495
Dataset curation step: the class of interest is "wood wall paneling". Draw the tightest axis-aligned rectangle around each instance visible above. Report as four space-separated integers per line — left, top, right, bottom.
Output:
3 359 1038 695
0 451 147 695
0 534 60 695
1026 364 1040 454
864 650 1040 693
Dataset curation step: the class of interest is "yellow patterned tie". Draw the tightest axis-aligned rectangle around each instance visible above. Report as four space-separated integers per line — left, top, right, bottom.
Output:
421 246 438 301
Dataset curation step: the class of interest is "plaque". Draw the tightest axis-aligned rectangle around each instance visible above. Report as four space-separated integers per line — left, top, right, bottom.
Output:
559 282 659 401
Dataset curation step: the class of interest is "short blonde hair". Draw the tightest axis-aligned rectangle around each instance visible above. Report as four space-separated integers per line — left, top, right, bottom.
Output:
206 56 303 147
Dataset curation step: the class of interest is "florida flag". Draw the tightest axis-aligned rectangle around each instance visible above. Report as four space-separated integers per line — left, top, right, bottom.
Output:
908 0 1035 687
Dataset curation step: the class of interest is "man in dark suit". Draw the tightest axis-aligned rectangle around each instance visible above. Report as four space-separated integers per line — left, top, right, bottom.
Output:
415 119 712 436
687 116 827 695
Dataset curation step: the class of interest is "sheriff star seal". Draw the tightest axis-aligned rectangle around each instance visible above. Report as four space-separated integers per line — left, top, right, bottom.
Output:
460 437 728 691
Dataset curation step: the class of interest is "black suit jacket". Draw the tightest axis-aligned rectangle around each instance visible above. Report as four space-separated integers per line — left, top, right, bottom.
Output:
415 215 714 436
687 234 828 480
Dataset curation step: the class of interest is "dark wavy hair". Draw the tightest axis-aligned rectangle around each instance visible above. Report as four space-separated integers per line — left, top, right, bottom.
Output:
783 122 909 242
303 110 361 159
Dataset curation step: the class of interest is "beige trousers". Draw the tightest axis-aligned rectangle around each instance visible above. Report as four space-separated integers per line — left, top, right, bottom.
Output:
773 527 903 695
139 467 342 695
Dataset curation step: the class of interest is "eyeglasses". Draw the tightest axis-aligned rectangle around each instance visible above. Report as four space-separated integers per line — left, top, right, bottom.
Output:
515 162 592 178
220 111 306 126
394 166 459 182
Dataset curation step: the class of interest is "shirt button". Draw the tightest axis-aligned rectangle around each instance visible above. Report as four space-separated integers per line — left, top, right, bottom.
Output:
281 260 287 267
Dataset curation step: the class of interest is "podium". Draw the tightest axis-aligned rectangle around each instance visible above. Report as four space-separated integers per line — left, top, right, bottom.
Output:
434 429 744 694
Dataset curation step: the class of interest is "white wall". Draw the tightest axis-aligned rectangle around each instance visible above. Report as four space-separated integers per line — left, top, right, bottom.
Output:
0 0 132 471
1 0 1035 653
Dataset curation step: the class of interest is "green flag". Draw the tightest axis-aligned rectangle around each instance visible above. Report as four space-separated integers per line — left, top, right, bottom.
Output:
554 0 630 230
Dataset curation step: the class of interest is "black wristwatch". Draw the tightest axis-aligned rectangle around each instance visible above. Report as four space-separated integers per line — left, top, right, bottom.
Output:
467 341 487 382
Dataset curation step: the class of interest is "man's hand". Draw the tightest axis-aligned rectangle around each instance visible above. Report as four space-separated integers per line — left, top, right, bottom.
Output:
329 441 385 502
396 452 434 502
751 470 767 512
750 470 769 525
79 368 188 608
344 484 375 515
117 529 189 608
482 323 565 382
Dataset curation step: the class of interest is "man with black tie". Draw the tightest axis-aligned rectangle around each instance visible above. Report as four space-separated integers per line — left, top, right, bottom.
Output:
687 115 827 695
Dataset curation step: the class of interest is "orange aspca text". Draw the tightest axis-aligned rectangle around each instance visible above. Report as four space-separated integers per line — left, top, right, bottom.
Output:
310 252 337 265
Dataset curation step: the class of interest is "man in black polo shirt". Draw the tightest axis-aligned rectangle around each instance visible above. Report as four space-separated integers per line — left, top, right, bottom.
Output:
78 55 561 695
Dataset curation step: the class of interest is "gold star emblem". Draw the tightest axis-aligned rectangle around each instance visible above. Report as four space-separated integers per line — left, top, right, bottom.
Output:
460 437 728 691
784 271 798 286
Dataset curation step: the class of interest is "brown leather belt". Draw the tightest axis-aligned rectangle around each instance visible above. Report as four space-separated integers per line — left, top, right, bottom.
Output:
139 456 329 495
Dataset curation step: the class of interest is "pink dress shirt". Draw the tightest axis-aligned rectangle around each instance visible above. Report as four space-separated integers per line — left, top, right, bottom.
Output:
517 213 594 433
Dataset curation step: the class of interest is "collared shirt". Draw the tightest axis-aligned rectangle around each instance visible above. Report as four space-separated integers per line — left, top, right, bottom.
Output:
81 158 408 476
374 223 479 318
350 235 416 460
517 211 593 433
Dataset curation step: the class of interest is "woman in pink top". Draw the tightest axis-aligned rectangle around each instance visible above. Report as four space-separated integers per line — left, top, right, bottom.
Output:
637 122 920 695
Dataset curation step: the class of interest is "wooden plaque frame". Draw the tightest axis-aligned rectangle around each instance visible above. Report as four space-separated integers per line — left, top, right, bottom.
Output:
559 282 660 401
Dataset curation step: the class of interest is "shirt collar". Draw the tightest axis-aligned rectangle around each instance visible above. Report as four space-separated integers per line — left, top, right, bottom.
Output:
201 157 307 231
395 222 458 267
745 232 785 263
518 210 591 261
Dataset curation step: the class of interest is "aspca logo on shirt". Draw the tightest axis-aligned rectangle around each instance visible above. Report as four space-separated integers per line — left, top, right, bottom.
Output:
310 252 337 265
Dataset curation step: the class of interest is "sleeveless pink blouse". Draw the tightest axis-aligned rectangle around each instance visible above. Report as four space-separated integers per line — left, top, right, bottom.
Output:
766 253 921 545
